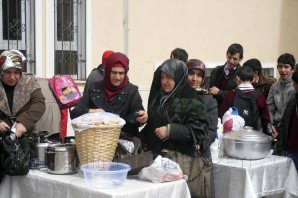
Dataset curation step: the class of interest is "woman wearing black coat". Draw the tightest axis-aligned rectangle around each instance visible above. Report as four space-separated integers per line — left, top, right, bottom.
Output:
141 59 209 157
70 52 148 137
186 59 218 158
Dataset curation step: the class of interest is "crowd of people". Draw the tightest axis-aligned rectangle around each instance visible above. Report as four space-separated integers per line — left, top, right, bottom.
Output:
73 45 298 197
0 45 298 197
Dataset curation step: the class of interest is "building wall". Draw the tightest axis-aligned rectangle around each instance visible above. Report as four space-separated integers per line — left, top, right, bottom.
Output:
85 0 298 109
30 0 298 135
66 0 298 135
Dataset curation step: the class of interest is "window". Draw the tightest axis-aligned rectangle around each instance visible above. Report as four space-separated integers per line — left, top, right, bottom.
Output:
54 0 86 79
0 0 35 73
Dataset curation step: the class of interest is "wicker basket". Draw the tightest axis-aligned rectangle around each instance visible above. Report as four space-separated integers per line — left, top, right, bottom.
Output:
74 125 121 165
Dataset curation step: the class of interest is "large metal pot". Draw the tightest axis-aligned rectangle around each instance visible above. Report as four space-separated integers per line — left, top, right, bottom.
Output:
35 142 49 168
46 143 79 174
29 131 49 169
223 127 273 160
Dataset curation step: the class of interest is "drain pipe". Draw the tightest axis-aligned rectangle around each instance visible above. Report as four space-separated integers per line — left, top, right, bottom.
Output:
123 0 129 55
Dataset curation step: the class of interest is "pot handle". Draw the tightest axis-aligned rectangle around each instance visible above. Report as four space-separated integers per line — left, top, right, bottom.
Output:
30 131 49 137
64 136 75 143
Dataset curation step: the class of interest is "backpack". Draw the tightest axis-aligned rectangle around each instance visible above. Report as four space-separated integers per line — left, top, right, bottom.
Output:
232 88 262 130
48 75 81 109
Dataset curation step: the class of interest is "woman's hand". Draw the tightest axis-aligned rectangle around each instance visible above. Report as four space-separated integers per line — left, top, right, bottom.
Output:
272 125 278 139
15 122 27 138
0 121 9 132
209 86 219 95
136 110 148 124
155 126 168 140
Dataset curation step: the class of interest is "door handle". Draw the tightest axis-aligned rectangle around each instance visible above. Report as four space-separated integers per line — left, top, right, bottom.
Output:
27 60 36 64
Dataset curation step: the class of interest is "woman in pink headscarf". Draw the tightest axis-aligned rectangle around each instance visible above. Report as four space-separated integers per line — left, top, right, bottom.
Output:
71 52 148 137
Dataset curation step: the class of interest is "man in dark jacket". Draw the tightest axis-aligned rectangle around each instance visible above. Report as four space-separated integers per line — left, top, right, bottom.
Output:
243 58 276 99
208 43 243 108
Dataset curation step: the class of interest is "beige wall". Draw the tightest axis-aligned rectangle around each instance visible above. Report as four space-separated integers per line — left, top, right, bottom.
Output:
89 1 125 69
68 0 298 135
83 0 298 108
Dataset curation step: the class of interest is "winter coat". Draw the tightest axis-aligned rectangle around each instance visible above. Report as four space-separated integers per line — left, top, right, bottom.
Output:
252 73 276 100
275 95 297 155
267 77 295 124
35 77 61 135
83 64 104 96
70 80 145 137
141 59 209 157
0 73 45 131
209 64 241 106
142 83 209 156
196 92 218 157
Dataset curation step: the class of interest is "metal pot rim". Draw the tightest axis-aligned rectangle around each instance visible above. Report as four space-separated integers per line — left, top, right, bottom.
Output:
47 143 76 152
223 129 272 143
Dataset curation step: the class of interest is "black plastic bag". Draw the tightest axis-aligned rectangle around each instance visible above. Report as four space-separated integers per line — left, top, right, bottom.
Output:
0 135 30 176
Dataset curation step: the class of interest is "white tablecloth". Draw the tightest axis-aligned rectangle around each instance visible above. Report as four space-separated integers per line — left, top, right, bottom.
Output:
213 155 298 198
0 169 191 198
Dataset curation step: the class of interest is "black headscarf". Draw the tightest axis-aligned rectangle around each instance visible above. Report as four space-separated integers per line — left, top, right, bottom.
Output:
158 59 188 108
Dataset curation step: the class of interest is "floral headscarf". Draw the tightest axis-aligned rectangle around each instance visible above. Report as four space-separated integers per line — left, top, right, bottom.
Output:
0 51 23 71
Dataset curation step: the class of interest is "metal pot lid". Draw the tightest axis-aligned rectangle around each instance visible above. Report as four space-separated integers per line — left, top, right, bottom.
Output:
223 126 272 142
37 142 50 147
47 143 76 152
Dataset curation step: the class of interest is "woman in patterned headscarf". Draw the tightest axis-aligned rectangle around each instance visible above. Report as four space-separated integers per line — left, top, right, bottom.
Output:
0 50 45 138
70 52 148 137
140 59 211 197
186 59 218 157
141 58 209 156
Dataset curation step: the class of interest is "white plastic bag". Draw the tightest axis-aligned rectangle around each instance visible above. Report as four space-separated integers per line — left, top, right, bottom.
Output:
71 112 126 132
210 118 224 159
118 139 134 154
138 155 183 183
222 107 245 133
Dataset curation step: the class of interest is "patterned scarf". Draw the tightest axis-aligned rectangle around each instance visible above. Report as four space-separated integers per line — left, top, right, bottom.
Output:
0 73 40 116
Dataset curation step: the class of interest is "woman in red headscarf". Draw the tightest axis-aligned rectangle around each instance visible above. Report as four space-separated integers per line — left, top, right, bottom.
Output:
71 52 148 137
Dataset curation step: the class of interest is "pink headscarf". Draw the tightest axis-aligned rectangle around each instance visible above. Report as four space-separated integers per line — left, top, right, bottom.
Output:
103 52 129 101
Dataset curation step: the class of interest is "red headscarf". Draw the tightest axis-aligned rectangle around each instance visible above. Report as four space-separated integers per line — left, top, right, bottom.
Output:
103 52 129 101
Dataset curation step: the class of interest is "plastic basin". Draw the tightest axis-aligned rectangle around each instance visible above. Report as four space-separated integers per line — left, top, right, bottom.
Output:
81 162 131 188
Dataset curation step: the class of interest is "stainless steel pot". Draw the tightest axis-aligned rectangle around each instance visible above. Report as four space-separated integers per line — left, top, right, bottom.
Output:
29 131 49 169
223 127 273 160
46 143 79 174
35 142 49 168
